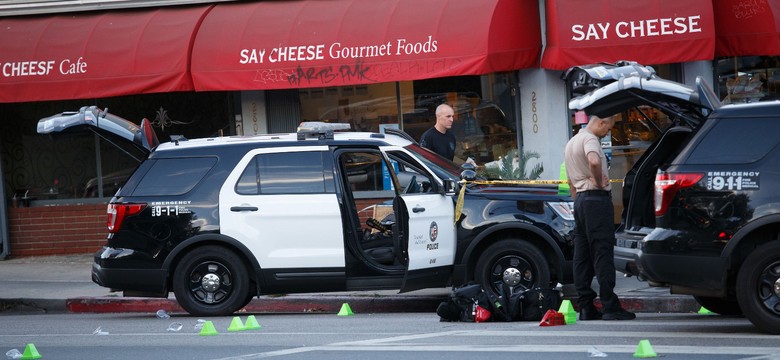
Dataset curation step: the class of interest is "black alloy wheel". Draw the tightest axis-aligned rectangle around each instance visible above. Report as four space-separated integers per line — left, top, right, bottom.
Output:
173 245 251 316
474 239 551 298
736 241 780 334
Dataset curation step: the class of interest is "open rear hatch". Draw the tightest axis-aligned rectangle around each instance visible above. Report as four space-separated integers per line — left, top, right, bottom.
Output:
564 62 722 233
37 106 159 161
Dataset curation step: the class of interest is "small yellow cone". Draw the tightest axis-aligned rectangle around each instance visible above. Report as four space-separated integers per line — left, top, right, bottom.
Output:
199 320 219 336
228 316 245 332
20 343 42 360
244 315 262 330
337 303 354 316
633 339 657 358
698 306 713 314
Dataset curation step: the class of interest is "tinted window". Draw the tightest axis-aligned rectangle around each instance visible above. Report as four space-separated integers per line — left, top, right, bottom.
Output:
133 157 216 196
688 118 780 164
236 151 333 195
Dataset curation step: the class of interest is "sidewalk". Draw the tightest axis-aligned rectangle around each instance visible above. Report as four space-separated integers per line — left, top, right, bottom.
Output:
0 254 698 315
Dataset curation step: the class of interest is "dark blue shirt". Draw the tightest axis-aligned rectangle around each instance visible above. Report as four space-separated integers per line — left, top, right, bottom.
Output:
420 128 456 161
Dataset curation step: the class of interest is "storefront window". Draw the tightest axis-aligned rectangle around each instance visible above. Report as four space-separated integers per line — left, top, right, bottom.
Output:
717 56 780 104
297 73 518 166
1 92 232 205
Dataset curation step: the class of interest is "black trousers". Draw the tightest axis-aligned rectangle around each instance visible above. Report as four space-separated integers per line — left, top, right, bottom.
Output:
573 191 621 313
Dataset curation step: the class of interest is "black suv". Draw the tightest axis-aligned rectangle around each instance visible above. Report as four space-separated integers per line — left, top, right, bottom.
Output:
567 61 780 334
38 108 575 316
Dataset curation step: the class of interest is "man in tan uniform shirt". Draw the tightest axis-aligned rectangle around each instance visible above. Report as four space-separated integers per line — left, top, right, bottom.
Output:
564 114 635 321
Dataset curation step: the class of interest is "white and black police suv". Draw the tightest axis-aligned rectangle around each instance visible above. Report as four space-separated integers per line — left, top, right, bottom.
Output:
566 61 780 334
38 107 575 316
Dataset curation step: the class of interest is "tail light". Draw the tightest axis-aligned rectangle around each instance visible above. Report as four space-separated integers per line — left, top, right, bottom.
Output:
107 203 146 233
654 172 703 216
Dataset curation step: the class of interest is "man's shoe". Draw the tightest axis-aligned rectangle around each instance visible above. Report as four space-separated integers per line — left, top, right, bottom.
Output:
579 307 602 320
602 309 636 320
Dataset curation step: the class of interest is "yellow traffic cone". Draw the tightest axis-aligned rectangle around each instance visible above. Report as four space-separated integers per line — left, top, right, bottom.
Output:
698 306 713 315
228 316 245 332
199 320 219 336
20 343 42 360
337 303 354 316
244 315 262 330
633 339 657 358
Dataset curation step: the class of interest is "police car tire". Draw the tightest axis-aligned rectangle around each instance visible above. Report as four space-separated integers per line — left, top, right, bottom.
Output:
736 241 780 334
172 245 251 316
474 239 551 298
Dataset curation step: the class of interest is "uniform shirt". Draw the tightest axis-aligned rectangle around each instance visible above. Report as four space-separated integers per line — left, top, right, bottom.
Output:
420 127 456 161
564 127 611 192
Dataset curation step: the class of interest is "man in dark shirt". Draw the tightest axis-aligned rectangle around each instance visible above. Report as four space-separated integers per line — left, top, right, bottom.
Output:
420 104 456 161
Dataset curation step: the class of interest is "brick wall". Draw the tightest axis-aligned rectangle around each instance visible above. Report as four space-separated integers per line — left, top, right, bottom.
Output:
6 200 392 258
7 204 106 257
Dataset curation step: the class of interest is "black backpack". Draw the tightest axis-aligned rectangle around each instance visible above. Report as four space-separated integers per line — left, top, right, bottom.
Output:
509 287 562 321
436 283 493 322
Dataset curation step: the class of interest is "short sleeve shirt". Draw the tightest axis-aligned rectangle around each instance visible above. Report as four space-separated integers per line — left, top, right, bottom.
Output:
564 128 610 192
420 128 456 161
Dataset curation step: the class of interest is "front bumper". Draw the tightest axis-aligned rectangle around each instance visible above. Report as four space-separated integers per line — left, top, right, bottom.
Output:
92 247 168 296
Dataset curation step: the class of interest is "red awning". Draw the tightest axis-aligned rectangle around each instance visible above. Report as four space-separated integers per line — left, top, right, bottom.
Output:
0 6 211 103
541 0 715 70
191 0 540 91
714 0 780 57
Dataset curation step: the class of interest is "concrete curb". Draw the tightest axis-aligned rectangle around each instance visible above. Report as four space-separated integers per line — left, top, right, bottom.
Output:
2 295 701 315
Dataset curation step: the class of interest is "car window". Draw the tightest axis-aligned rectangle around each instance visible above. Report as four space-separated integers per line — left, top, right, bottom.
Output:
133 157 216 196
339 151 388 192
386 150 434 193
236 151 334 195
687 117 780 164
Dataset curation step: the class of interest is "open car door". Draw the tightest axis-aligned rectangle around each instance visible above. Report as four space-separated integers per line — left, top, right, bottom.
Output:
385 148 456 293
37 106 159 160
396 193 456 292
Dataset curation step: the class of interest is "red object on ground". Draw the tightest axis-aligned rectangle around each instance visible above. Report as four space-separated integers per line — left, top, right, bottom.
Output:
539 309 566 326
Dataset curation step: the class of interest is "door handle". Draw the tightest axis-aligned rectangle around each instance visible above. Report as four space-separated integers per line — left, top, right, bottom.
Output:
412 207 425 213
230 206 258 212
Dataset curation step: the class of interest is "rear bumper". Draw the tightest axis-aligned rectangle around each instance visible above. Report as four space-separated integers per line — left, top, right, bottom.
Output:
615 228 728 293
92 247 168 296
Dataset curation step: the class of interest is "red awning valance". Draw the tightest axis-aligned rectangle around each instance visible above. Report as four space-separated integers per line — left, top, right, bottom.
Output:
714 0 780 57
541 0 715 70
0 6 211 103
191 0 541 91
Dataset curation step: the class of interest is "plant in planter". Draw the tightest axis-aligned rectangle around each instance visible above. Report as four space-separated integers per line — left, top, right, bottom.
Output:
481 149 543 180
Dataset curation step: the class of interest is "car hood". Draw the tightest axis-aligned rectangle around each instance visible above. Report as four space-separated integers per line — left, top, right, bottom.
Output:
37 106 159 157
566 62 721 127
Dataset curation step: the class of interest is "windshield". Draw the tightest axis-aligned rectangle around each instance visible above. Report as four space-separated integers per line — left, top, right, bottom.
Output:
403 143 462 181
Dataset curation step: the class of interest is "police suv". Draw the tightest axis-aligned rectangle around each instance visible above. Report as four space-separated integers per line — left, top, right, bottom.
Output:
38 108 575 316
566 61 780 334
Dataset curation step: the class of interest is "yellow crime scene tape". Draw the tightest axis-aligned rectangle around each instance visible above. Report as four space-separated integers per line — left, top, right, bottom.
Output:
453 179 623 222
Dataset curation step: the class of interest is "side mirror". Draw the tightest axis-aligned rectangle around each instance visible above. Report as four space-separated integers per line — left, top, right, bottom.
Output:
441 179 457 194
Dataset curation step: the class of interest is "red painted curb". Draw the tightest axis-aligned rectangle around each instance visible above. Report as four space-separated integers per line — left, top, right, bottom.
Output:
65 296 444 314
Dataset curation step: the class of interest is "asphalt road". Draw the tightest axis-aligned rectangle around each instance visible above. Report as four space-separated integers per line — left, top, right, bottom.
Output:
1 312 777 360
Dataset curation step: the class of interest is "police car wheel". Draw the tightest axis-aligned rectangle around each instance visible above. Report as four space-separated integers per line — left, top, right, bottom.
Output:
173 245 251 316
736 241 780 334
474 239 550 299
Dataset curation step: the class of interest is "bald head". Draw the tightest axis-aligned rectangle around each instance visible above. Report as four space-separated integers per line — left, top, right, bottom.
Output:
434 104 454 133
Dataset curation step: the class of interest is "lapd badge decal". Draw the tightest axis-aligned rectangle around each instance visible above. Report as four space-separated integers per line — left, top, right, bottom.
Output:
427 222 439 250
